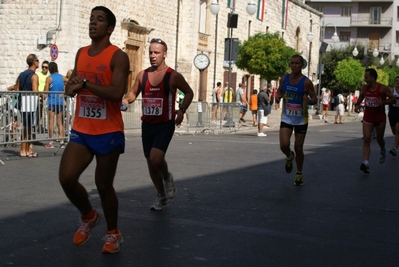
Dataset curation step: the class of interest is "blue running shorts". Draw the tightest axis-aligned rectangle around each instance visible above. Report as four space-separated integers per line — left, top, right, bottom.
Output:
69 129 125 156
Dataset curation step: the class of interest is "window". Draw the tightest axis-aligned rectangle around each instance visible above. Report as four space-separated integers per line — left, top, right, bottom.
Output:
199 0 206 33
341 7 352 17
314 6 323 13
340 32 351 42
370 7 382 24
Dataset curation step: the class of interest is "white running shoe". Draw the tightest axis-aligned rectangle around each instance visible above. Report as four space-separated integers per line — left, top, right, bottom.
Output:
163 172 177 199
257 132 267 137
150 194 169 211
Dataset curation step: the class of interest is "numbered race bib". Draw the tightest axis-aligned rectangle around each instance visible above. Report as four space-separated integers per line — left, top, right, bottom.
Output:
78 95 106 119
143 98 163 116
365 96 378 107
285 103 302 116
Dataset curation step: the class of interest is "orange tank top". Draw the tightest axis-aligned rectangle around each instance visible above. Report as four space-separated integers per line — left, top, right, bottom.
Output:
73 45 124 135
250 94 258 111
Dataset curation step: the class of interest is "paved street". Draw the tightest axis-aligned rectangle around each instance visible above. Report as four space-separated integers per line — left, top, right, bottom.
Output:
1 110 399 267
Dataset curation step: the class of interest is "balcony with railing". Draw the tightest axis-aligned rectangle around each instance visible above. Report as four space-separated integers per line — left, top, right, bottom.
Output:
350 15 392 27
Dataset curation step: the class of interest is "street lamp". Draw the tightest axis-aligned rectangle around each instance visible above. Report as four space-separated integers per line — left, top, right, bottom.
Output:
370 48 399 67
352 42 375 65
372 50 391 65
209 0 220 15
352 47 359 57
307 22 339 115
210 0 256 127
373 51 391 65
372 48 379 58
352 43 399 68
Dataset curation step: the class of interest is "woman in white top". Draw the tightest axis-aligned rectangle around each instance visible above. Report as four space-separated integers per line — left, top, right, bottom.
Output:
321 88 331 122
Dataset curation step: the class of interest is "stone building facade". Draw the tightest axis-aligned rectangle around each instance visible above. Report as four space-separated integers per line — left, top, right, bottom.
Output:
0 0 321 103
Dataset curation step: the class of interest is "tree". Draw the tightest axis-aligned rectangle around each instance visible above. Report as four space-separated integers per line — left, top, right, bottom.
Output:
371 66 390 86
320 45 360 94
382 66 398 88
334 58 364 92
235 32 296 81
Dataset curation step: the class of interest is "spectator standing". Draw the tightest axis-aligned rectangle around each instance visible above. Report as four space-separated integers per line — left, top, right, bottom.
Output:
59 6 130 253
321 88 330 123
122 37 193 211
211 82 222 121
236 83 248 123
272 86 278 110
15 54 39 157
36 60 49 133
275 55 317 186
249 89 258 127
351 93 357 112
334 92 345 124
388 76 399 157
44 62 68 148
221 81 233 121
256 85 270 137
354 68 396 173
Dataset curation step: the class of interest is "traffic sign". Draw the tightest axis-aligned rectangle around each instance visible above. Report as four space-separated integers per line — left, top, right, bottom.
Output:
50 44 59 61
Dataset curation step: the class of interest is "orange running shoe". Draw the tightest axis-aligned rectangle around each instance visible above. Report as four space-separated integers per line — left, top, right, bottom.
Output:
102 228 123 254
73 210 100 246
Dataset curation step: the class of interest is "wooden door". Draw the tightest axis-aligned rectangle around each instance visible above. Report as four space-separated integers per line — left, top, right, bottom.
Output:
368 32 380 51
125 45 139 92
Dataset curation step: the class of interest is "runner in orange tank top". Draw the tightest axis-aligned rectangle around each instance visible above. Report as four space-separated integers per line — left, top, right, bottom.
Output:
59 6 130 254
122 38 193 211
354 68 395 174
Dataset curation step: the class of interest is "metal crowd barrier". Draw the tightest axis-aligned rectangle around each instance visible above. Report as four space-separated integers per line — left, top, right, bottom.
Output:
1 92 243 150
121 100 242 134
0 91 73 148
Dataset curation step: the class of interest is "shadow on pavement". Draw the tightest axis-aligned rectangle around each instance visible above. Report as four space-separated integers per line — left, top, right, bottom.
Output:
1 122 398 266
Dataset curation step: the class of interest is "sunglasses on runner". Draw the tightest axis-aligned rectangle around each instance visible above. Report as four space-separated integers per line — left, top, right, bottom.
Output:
150 38 168 50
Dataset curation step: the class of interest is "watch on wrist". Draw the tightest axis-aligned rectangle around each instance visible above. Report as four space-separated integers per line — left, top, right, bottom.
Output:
82 78 87 89
179 107 186 114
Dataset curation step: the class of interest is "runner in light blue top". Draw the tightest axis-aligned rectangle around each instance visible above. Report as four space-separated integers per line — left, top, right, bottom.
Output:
280 74 308 125
276 55 317 186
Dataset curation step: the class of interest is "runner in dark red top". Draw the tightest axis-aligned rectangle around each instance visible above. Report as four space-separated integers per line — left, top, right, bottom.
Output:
123 38 193 210
354 68 395 173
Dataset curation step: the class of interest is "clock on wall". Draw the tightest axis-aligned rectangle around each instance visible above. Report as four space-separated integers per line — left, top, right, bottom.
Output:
193 53 210 70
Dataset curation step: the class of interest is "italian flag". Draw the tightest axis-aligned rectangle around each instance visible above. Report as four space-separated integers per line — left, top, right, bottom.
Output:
257 0 265 21
282 0 289 29
227 0 236 9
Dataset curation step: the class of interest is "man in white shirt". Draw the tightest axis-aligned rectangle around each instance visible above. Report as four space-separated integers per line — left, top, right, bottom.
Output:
334 92 345 124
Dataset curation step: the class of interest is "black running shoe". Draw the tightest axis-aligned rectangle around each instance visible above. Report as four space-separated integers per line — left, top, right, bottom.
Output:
360 163 370 174
285 151 295 173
